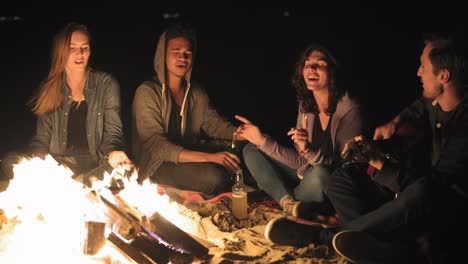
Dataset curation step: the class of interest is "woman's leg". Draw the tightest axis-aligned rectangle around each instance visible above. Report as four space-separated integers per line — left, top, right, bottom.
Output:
294 165 331 203
242 143 299 204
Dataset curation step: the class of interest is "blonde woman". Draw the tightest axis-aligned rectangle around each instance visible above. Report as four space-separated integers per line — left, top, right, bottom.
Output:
1 22 132 185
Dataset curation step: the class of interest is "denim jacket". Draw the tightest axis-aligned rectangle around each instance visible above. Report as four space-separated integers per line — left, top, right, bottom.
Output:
30 70 125 162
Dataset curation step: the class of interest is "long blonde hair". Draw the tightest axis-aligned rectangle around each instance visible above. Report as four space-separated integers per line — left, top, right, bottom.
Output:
30 22 90 115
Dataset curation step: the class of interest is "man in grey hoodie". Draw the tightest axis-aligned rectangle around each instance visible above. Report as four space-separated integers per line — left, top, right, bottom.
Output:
132 21 241 195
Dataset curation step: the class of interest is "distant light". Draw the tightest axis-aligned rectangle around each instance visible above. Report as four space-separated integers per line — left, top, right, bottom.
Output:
283 11 290 17
0 16 23 22
162 13 180 20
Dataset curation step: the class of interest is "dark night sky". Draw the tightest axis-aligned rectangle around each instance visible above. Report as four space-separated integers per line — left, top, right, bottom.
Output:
1 1 467 157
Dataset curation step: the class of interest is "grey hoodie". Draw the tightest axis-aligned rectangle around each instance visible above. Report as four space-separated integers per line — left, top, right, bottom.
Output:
258 93 363 177
132 30 236 182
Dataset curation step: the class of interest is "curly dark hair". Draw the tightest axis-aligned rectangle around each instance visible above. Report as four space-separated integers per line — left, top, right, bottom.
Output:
292 43 345 115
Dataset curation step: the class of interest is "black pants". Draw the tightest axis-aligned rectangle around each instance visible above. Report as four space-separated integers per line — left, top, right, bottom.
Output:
152 161 234 195
316 164 427 250
150 140 256 196
325 164 468 262
329 166 427 239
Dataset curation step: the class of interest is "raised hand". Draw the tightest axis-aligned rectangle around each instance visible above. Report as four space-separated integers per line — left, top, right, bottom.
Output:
373 118 399 140
235 115 267 147
287 128 310 153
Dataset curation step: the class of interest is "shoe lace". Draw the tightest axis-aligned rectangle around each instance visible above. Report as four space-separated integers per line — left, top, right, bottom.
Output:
283 201 299 216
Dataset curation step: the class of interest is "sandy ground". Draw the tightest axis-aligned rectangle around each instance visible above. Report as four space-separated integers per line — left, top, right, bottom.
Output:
161 188 348 264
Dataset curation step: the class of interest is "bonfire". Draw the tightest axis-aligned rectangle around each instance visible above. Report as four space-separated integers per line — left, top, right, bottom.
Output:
0 155 345 263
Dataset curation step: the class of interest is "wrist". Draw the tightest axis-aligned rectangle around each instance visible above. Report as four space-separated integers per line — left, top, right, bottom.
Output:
391 116 401 128
203 152 212 163
255 134 267 147
299 147 310 156
298 142 311 156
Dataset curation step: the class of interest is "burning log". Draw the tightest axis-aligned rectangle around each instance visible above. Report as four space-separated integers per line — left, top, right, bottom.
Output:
129 231 195 264
101 192 210 259
83 221 106 255
84 185 211 262
96 191 142 240
107 232 157 264
145 211 210 259
2 157 213 263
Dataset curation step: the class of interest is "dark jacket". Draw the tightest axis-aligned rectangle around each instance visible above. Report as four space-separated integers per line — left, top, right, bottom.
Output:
374 96 468 194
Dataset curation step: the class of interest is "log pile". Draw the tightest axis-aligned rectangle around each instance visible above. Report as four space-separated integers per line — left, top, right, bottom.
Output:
87 186 211 263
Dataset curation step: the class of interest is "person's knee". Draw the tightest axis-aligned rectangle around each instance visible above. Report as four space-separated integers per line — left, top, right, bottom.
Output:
242 143 260 161
303 165 331 188
295 166 331 202
397 180 426 209
312 165 331 179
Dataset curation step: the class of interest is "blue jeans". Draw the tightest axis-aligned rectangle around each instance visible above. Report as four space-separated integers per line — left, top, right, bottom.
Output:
242 143 330 204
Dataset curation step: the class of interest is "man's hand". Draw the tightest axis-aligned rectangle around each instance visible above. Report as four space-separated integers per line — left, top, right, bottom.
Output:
342 136 384 170
373 116 400 140
342 136 368 163
208 151 241 174
108 150 134 170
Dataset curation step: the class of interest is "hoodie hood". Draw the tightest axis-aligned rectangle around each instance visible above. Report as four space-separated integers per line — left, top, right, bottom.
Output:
153 31 194 86
152 29 196 137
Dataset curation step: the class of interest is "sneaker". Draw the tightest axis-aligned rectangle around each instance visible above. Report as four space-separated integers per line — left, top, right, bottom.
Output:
332 230 421 264
264 216 323 247
283 200 320 220
282 200 302 217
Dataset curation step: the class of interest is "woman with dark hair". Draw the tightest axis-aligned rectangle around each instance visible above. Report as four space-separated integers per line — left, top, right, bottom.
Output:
0 22 133 186
236 43 364 217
